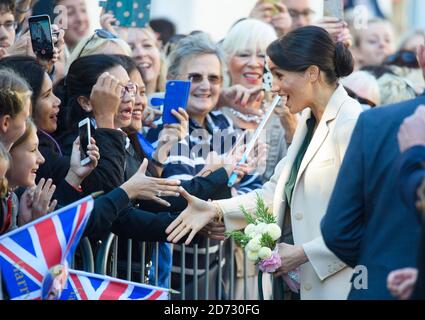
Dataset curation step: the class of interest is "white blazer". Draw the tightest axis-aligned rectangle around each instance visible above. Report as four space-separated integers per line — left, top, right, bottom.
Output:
217 85 363 300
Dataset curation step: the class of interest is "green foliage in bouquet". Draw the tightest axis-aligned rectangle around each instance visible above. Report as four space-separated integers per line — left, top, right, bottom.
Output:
260 233 275 250
225 193 276 248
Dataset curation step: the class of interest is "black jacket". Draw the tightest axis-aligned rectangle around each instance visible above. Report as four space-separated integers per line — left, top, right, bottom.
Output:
55 181 194 243
42 128 127 195
124 142 232 213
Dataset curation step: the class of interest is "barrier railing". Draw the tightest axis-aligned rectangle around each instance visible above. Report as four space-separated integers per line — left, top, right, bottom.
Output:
88 233 257 300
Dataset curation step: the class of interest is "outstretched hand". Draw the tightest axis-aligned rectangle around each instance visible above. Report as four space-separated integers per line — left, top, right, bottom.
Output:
165 188 218 245
219 85 264 116
121 158 181 207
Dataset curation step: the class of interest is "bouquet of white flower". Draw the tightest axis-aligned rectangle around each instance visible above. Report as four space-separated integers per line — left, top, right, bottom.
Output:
226 194 300 296
226 194 282 272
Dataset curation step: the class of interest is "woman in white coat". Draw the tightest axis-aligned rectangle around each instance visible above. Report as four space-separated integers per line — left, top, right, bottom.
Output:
165 26 363 300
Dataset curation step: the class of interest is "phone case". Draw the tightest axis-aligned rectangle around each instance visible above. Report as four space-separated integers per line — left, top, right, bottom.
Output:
162 80 191 125
28 15 54 60
79 119 92 165
102 0 151 28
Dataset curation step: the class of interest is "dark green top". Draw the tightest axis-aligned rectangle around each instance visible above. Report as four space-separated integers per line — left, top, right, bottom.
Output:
284 116 317 206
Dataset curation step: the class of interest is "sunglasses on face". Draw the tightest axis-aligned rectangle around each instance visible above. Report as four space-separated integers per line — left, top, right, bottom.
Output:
76 29 118 60
120 82 139 99
384 50 419 68
186 73 222 85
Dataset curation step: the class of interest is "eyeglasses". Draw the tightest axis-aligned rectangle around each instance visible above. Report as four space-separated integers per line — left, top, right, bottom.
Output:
0 21 17 32
384 50 419 69
345 87 376 108
76 29 118 60
186 73 222 85
121 82 139 99
288 9 315 20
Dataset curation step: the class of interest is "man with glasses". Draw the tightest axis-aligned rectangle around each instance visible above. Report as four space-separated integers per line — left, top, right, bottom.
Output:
250 0 352 47
0 0 17 58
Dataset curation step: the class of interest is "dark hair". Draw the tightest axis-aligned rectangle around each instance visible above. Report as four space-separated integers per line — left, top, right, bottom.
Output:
164 34 187 57
149 18 176 45
112 55 159 177
113 54 140 76
0 0 15 14
0 56 45 108
266 26 354 84
61 54 122 131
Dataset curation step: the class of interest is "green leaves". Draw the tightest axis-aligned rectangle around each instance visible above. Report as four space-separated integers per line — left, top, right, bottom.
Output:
227 193 278 250
238 193 276 225
255 194 276 224
225 230 251 247
260 233 275 249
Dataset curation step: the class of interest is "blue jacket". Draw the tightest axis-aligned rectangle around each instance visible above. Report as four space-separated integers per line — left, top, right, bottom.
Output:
398 146 425 216
321 94 425 299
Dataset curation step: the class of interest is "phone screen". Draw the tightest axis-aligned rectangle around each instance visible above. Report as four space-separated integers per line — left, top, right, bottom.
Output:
29 15 54 59
79 122 90 162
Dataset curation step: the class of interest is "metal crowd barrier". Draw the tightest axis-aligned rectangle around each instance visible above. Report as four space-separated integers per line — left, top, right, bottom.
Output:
81 233 258 300
0 234 265 300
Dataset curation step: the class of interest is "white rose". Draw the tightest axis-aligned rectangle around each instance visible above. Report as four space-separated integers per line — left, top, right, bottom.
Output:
246 237 261 252
247 250 259 261
258 247 272 259
244 224 256 237
255 223 267 235
265 223 282 241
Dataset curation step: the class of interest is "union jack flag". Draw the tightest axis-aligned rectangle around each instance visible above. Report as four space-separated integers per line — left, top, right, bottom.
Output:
60 269 169 300
0 197 93 300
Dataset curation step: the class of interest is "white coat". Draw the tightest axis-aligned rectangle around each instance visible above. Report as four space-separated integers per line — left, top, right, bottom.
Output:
217 85 363 300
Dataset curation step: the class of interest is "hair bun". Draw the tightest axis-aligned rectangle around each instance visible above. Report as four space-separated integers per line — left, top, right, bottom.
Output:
334 42 354 78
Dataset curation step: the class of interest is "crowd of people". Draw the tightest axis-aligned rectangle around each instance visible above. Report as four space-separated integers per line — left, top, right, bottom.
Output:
0 0 424 300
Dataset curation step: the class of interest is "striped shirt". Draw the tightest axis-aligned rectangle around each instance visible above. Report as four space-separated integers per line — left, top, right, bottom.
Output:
146 110 263 194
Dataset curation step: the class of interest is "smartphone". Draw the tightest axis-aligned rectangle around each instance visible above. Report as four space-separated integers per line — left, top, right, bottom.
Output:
101 0 151 28
78 118 92 166
323 0 344 20
28 15 54 60
162 80 191 125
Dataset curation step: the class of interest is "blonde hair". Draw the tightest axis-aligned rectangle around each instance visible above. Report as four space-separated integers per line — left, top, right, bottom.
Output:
123 26 166 92
66 33 132 70
352 18 394 48
0 68 32 118
10 119 37 152
222 19 277 59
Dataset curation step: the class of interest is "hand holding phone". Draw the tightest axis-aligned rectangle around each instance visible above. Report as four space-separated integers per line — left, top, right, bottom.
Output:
162 80 191 125
28 15 54 60
78 118 94 166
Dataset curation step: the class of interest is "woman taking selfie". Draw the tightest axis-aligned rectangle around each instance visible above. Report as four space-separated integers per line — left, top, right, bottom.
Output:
166 26 363 300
